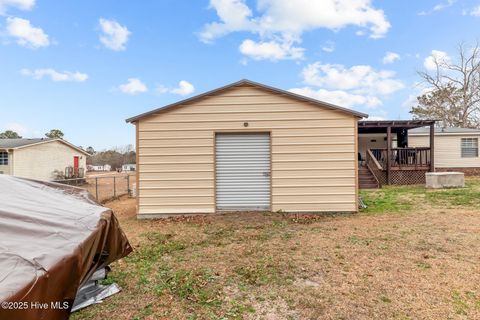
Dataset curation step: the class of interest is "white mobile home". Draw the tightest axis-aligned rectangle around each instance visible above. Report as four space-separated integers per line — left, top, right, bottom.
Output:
409 127 480 175
88 164 112 172
122 164 136 172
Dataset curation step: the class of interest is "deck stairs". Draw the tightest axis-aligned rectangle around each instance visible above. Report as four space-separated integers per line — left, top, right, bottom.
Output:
359 165 379 189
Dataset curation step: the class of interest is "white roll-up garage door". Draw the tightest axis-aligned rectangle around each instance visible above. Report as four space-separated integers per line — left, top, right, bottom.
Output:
215 133 271 211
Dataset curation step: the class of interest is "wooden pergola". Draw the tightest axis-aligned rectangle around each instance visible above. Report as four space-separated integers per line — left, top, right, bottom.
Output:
358 120 436 185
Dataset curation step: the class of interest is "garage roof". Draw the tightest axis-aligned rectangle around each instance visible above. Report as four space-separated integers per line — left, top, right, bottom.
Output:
126 79 368 123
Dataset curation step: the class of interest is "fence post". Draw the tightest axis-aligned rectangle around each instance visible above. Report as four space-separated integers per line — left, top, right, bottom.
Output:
127 174 130 196
113 176 116 198
95 177 98 201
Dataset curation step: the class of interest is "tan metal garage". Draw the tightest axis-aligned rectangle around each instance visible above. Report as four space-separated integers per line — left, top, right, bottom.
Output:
126 79 367 218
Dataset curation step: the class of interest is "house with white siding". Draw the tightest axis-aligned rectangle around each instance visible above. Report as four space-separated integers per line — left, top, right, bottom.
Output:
409 127 480 175
0 138 88 181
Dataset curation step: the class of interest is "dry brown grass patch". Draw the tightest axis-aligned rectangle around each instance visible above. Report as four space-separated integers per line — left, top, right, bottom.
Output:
73 184 480 320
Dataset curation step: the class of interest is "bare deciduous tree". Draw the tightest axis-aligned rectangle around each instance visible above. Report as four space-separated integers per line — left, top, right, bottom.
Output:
411 43 480 128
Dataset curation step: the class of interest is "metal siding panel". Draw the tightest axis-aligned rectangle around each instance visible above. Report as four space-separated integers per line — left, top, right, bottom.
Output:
140 118 353 131
215 133 271 210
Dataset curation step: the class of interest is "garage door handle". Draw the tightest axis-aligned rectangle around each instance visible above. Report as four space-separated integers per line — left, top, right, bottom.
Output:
263 172 271 177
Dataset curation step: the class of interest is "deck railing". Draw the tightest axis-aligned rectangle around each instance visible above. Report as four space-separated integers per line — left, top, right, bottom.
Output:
370 147 431 170
366 149 383 186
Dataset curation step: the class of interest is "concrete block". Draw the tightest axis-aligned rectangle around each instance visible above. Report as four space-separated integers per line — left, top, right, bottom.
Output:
426 172 465 189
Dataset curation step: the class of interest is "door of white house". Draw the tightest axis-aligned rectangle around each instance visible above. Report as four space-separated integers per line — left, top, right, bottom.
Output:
215 133 271 211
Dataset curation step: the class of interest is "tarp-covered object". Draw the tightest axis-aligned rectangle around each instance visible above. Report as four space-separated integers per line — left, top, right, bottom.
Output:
0 175 132 320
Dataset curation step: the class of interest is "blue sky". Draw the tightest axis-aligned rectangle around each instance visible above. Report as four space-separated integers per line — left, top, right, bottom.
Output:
1 0 479 150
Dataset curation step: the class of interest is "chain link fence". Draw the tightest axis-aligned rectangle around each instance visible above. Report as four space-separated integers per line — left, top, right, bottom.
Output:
54 173 136 203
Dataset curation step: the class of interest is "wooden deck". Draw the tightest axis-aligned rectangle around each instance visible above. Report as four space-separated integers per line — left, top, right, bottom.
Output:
358 119 436 186
370 147 431 170
366 147 432 186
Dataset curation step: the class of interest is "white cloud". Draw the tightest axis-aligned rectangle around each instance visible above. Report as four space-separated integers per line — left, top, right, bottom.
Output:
0 0 34 15
6 17 49 48
401 92 418 110
466 5 480 16
157 80 195 96
473 6 480 16
432 0 456 12
200 0 390 60
423 50 450 70
290 61 404 110
239 38 304 61
170 80 195 95
321 41 335 53
367 115 385 120
382 51 400 64
201 0 390 40
418 0 456 15
199 0 255 43
301 62 404 95
118 78 147 94
20 68 88 82
99 18 130 51
401 84 432 110
289 87 382 108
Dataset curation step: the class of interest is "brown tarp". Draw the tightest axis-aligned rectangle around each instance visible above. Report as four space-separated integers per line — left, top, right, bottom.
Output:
0 175 132 320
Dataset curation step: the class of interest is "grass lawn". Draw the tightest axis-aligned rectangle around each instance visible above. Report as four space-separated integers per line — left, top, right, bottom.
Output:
360 177 480 214
72 178 480 320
